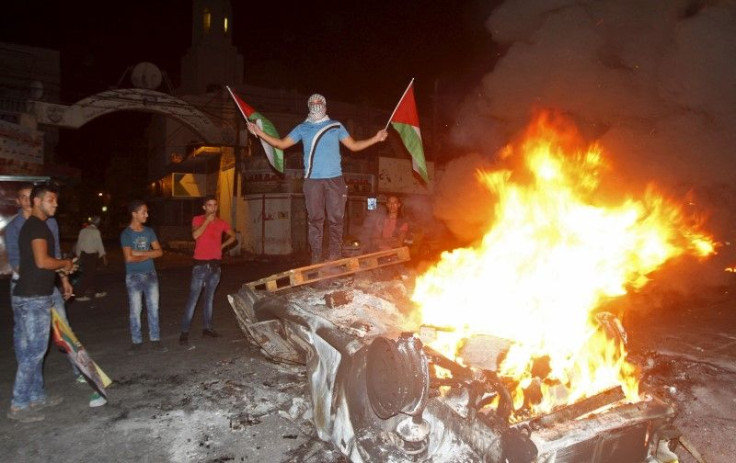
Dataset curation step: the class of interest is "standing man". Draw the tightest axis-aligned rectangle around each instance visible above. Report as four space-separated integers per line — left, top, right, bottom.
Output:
248 93 388 263
178 195 236 347
120 200 166 353
8 183 75 423
6 184 81 378
7 184 75 321
74 215 107 301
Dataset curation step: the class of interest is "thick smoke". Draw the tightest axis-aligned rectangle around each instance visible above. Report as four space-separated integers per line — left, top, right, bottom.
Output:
481 0 736 184
434 0 736 291
432 152 496 243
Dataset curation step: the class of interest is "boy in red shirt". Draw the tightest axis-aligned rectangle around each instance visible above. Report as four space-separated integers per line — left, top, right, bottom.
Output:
179 196 236 347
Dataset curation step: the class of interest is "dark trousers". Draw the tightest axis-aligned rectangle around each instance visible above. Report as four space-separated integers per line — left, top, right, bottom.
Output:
303 176 347 263
75 251 99 296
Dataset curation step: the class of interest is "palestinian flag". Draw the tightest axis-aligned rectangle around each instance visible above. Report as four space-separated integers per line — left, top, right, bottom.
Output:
51 308 112 397
226 86 284 173
388 79 428 182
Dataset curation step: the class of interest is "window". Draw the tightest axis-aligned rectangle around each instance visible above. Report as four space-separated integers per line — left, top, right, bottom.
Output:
203 8 211 34
223 16 229 34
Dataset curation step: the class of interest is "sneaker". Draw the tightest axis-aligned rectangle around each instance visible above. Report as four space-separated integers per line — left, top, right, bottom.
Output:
179 332 189 346
89 392 107 408
75 296 91 302
128 343 143 355
94 291 107 298
75 374 87 384
29 395 63 410
7 406 45 423
151 341 168 352
202 328 221 338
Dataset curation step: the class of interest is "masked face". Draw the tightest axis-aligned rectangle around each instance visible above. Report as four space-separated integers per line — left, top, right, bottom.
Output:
307 93 327 122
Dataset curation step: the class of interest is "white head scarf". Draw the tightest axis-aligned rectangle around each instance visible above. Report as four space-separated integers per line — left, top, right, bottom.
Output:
306 93 328 123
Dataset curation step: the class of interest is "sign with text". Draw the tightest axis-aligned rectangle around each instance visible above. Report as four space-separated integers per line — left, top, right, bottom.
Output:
0 119 43 167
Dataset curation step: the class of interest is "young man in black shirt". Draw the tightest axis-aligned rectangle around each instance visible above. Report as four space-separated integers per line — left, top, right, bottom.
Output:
8 184 75 423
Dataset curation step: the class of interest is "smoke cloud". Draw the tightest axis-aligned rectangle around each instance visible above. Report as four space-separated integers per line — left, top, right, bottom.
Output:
432 152 496 243
433 0 736 289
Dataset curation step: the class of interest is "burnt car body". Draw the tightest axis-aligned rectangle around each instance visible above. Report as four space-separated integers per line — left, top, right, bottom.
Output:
229 254 679 463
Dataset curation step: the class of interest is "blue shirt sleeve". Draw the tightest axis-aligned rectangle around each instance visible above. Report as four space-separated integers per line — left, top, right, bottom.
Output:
47 217 62 259
120 228 131 248
147 227 158 244
5 213 23 270
287 125 302 143
337 123 349 141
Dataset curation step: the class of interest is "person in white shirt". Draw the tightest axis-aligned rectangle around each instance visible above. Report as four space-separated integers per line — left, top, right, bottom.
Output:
74 216 107 301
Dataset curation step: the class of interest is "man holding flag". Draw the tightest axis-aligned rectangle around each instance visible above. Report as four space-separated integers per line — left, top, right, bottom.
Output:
245 93 388 264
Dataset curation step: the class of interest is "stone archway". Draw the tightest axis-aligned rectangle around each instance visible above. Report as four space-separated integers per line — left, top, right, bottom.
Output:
31 88 235 145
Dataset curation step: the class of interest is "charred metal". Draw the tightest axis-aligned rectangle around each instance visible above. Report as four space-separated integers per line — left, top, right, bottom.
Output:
229 254 680 462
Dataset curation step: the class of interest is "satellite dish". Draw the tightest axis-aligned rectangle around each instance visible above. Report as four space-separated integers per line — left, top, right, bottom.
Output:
131 62 163 90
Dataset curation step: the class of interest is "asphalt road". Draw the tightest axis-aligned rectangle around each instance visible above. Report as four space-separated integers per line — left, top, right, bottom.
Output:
0 253 349 463
0 251 735 462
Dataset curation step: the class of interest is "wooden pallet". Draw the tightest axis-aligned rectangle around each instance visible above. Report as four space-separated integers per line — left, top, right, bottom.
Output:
246 246 411 292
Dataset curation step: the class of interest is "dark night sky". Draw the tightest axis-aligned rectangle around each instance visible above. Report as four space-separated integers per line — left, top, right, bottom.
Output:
1 0 499 108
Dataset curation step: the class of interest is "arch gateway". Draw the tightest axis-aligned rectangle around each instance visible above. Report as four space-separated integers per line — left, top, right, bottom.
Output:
28 87 314 257
32 88 237 146
29 87 252 253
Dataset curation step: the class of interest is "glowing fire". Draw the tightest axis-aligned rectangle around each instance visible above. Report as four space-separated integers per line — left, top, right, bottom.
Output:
412 110 714 417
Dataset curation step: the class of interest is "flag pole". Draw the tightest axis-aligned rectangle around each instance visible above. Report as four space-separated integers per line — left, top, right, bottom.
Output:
225 85 248 121
384 78 415 131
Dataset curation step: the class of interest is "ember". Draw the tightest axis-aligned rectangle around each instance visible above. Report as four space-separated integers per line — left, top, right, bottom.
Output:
412 110 715 419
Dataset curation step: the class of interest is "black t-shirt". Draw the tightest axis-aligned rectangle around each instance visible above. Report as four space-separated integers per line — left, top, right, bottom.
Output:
13 215 56 297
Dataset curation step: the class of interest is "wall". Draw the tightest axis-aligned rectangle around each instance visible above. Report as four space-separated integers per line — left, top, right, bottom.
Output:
237 193 299 255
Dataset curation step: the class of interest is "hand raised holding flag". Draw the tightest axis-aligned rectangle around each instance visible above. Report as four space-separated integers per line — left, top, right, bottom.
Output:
246 120 258 136
341 128 388 151
227 86 285 173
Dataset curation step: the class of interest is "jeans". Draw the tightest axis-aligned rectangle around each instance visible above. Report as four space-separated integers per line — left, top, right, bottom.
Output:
11 295 53 408
181 262 221 333
304 176 347 263
10 280 78 377
125 271 160 344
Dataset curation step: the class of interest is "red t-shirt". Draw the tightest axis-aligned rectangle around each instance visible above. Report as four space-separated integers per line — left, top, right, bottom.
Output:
192 215 231 260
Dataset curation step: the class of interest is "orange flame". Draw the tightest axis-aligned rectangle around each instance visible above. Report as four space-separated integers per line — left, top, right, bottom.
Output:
412 110 714 417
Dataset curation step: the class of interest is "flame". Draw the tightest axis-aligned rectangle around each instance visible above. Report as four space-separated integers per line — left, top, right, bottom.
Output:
412 110 714 417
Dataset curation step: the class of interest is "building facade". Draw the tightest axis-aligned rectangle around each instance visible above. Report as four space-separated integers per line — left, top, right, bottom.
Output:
0 43 61 175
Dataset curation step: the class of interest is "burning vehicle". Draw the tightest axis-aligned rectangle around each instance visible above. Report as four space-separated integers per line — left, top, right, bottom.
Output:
229 111 714 462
